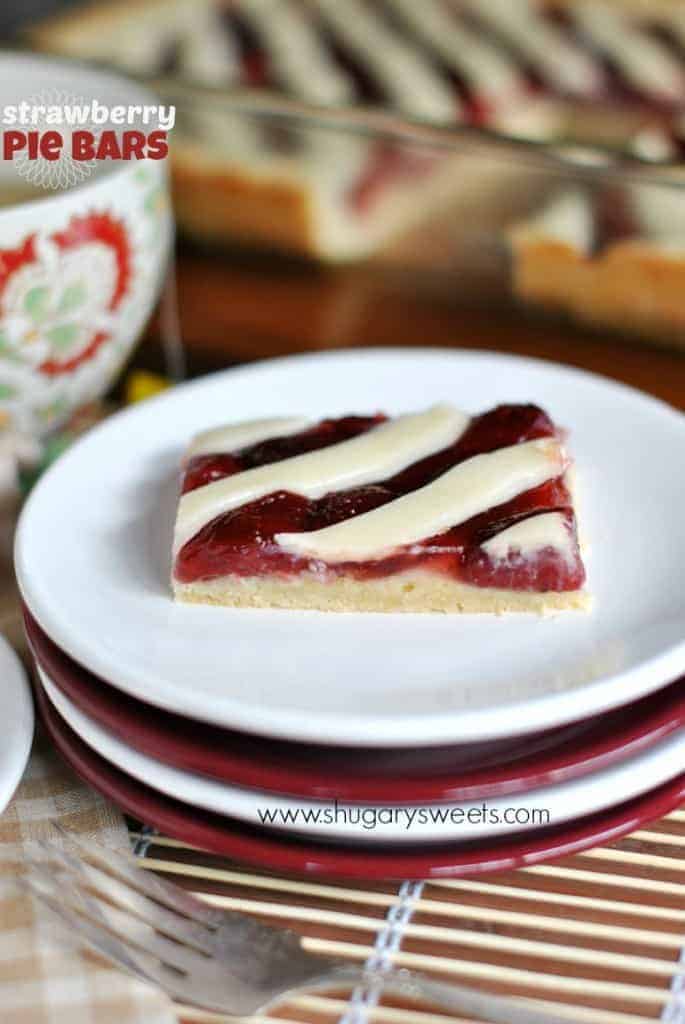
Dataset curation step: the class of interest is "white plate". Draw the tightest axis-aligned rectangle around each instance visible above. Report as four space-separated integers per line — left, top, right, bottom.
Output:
0 635 33 815
39 666 685 843
15 348 685 747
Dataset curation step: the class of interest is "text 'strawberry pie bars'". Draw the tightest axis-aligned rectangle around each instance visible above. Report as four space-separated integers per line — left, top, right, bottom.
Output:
172 402 589 613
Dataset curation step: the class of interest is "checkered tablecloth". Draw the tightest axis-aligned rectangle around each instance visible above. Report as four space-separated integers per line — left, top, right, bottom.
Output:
0 731 175 1024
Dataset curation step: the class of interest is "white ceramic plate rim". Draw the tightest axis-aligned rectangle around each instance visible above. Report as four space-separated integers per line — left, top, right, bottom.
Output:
0 635 33 815
39 666 685 844
16 348 685 747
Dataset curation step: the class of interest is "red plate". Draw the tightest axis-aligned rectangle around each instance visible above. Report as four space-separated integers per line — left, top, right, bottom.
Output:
36 679 685 880
26 607 685 804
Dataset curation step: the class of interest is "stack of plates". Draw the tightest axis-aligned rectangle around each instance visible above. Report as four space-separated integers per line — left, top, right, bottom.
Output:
15 350 685 879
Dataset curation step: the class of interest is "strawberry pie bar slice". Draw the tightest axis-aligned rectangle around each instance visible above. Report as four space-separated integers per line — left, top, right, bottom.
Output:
172 402 589 613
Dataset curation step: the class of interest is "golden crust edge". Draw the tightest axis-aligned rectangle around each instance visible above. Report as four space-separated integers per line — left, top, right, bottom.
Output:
173 573 591 615
170 144 320 257
510 234 685 347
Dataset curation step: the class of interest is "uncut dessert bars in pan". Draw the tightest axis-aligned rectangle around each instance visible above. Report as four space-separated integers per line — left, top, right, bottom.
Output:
32 0 685 340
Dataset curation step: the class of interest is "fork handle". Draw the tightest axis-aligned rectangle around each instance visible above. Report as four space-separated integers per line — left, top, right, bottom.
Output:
303 965 575 1024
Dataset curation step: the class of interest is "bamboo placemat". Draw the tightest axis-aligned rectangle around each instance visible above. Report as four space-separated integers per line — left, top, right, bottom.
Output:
128 810 685 1024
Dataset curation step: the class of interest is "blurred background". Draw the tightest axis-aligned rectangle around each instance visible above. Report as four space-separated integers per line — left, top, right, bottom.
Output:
0 2 74 36
3 0 685 409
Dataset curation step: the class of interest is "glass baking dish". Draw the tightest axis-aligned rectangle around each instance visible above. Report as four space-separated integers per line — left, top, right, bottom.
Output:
22 0 685 359
146 78 685 357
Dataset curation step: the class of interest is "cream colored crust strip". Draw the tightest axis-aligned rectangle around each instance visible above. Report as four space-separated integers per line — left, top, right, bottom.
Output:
76 6 186 75
482 511 574 564
186 416 310 459
175 5 240 87
276 438 565 563
311 0 459 120
467 0 605 97
387 0 524 103
174 404 469 554
574 4 685 103
241 0 356 106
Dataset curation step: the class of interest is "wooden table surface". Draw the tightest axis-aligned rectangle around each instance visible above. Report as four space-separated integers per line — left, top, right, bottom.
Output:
145 245 685 412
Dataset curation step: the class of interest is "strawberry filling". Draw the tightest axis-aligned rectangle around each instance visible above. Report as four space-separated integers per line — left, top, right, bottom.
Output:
175 404 585 592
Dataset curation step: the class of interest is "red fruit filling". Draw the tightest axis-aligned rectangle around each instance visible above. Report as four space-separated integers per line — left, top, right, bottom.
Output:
175 404 585 592
348 143 441 216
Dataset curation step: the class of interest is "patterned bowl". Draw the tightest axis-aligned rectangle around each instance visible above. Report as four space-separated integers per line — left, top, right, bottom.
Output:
0 53 173 436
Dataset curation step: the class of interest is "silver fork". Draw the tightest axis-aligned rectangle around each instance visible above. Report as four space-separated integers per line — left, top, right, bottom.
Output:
22 831 576 1024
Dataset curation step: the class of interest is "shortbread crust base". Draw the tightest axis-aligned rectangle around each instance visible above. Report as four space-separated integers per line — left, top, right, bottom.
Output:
173 571 590 614
511 235 685 348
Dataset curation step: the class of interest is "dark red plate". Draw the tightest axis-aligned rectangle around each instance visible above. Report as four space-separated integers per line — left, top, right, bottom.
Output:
26 607 685 804
36 679 685 880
